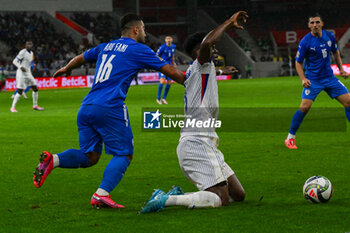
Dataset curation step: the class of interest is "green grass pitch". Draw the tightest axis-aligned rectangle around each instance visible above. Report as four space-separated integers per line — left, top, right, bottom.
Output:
1 76 350 233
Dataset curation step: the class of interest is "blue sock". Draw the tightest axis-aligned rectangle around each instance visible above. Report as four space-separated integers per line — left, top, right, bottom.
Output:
24 86 31 93
289 110 306 135
57 149 90 168
99 156 130 193
345 107 350 122
163 84 171 99
157 83 164 100
13 90 18 95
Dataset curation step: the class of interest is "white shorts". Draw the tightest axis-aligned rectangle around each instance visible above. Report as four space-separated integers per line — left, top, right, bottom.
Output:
177 136 234 191
16 71 36 89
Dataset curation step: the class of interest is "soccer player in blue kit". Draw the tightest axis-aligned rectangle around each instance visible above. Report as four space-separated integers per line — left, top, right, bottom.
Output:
32 13 185 208
156 36 176 104
285 14 350 149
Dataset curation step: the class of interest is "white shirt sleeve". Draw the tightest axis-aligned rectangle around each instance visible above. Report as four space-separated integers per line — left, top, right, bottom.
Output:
13 50 25 68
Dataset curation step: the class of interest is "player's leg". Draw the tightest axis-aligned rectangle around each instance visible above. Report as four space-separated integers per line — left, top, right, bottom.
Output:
31 85 44 110
285 98 313 148
227 174 245 202
91 104 133 208
11 74 26 112
157 75 166 104
336 93 350 121
285 82 324 148
141 137 229 213
33 105 101 188
325 78 350 121
161 78 172 104
11 88 23 112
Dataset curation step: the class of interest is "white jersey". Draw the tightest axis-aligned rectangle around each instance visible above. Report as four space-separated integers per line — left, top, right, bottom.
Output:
180 59 219 139
13 49 36 89
13 49 34 77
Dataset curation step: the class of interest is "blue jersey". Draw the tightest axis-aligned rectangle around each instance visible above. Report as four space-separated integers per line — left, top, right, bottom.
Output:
156 43 176 64
296 30 338 80
83 37 167 108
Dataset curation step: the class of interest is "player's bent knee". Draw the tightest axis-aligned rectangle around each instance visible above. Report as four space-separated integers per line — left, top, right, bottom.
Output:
32 86 38 92
299 106 311 113
86 152 101 166
206 184 230 206
234 189 246 202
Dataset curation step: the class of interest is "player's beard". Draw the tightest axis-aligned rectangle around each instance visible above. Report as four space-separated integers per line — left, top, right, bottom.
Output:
138 34 146 44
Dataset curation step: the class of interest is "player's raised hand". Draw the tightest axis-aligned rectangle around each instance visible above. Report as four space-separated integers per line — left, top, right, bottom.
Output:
230 11 248 30
53 66 71 78
340 70 349 79
302 78 311 88
221 66 238 75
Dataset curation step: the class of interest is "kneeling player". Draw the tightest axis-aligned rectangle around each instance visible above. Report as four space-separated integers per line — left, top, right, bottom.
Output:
141 11 247 213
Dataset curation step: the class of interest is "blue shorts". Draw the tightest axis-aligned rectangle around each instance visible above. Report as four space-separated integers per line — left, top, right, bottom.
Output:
301 77 349 101
158 72 172 81
77 104 133 156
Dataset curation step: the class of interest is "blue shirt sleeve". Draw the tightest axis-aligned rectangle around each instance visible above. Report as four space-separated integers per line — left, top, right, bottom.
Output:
136 44 167 70
156 44 164 57
296 38 307 63
83 43 106 62
329 32 338 53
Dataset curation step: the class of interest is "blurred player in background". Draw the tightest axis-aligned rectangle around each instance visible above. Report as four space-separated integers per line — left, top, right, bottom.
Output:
141 11 247 214
32 13 185 209
156 36 176 104
285 14 350 149
10 41 44 112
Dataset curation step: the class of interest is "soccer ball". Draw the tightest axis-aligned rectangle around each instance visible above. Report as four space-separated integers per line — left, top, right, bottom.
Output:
303 175 333 203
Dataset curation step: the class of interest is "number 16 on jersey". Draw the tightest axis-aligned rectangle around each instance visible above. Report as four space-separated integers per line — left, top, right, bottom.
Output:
95 54 116 84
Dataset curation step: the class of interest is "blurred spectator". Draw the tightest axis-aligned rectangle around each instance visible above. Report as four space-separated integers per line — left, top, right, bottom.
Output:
245 63 252 79
0 69 6 91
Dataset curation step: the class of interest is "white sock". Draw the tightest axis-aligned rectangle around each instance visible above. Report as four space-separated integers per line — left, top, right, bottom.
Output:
11 93 21 108
165 191 221 208
96 188 109 196
53 154 59 168
287 133 295 140
32 91 38 107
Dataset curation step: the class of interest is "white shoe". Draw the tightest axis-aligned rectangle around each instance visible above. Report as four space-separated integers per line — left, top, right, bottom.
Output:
22 93 28 99
156 99 162 105
10 108 18 112
161 99 168 105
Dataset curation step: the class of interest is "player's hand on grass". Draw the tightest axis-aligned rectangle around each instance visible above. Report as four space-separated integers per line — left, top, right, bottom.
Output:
20 67 26 72
302 78 311 88
229 11 248 30
339 70 349 79
53 66 71 78
221 66 238 75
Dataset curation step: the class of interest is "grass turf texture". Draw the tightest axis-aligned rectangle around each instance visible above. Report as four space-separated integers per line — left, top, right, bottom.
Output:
1 76 350 233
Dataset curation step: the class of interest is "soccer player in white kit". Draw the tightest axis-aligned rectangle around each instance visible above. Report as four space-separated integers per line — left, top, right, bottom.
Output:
10 41 44 112
141 11 247 213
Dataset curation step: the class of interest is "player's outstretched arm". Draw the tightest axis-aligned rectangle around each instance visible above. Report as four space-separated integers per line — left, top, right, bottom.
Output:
199 11 248 63
217 66 238 75
334 50 349 79
53 53 86 77
159 64 185 85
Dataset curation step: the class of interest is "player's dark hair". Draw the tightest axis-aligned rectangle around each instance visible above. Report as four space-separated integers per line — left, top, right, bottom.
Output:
120 13 142 32
184 32 207 56
308 13 322 21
